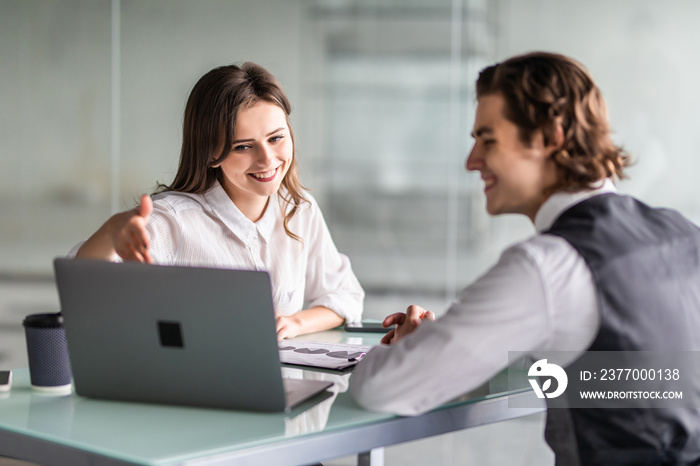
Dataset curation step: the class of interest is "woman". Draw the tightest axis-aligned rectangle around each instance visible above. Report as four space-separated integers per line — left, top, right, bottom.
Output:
73 63 364 340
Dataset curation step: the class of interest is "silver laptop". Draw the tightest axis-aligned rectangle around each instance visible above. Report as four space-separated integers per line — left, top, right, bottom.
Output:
53 258 332 412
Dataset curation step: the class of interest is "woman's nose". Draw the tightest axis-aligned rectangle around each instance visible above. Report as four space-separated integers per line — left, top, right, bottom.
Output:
258 143 275 165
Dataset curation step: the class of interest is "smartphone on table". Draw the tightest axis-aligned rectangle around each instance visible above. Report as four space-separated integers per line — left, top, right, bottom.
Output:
344 322 395 333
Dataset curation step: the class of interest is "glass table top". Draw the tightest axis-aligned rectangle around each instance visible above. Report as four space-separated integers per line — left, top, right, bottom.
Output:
0 329 531 465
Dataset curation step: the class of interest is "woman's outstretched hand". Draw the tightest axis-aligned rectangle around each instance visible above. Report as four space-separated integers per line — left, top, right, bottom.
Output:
112 194 153 263
76 194 153 263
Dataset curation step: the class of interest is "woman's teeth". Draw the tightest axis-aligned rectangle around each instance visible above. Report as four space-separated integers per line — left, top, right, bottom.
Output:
251 168 276 179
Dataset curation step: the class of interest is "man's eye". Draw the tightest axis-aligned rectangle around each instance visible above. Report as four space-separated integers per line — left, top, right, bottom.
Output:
483 139 495 147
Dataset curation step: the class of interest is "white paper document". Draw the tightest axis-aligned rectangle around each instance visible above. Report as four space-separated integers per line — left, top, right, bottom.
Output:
279 340 374 371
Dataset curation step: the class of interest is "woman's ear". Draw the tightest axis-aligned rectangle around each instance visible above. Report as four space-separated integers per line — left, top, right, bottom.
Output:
210 151 225 168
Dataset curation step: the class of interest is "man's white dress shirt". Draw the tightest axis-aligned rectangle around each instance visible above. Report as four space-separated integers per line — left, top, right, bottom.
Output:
349 181 617 416
71 181 364 322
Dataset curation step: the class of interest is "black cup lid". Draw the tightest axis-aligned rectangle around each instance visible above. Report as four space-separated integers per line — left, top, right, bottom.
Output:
22 312 64 328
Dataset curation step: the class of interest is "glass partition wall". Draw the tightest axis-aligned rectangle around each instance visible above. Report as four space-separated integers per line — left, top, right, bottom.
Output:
301 0 503 313
1 0 505 318
4 0 700 320
1 1 113 276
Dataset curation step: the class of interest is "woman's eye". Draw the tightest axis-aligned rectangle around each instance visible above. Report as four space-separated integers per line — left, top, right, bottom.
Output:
483 139 496 148
233 144 251 151
269 134 284 143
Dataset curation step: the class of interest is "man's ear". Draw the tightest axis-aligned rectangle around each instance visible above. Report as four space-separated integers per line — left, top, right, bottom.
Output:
546 121 564 154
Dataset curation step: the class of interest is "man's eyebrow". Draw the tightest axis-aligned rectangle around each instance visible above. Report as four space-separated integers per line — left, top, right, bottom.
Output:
471 126 494 138
233 127 286 144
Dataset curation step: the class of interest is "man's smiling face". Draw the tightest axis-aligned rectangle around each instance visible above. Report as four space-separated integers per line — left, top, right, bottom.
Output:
466 93 559 222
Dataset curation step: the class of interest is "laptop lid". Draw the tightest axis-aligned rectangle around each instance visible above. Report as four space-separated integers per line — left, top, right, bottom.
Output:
53 258 331 412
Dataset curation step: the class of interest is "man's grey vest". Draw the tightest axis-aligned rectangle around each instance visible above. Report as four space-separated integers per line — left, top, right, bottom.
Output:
545 193 700 465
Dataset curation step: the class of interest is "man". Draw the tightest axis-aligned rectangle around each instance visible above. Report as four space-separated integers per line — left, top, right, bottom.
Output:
349 52 700 464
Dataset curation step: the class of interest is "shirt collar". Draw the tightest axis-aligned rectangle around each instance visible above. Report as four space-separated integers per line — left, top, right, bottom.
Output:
534 178 617 232
255 197 277 243
203 181 277 244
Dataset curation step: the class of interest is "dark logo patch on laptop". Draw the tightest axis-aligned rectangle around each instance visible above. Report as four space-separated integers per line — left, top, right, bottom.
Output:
158 321 185 348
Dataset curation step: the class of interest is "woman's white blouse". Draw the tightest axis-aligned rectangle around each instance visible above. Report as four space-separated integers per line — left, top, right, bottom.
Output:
75 182 364 322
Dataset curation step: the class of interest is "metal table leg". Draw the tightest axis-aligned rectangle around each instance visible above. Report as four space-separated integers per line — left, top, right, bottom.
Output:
358 447 385 466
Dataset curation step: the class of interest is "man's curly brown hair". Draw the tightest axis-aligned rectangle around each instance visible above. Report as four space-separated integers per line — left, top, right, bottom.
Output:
476 52 630 193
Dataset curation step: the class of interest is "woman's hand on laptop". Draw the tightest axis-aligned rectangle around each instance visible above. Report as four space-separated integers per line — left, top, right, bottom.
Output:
380 305 435 345
77 194 153 263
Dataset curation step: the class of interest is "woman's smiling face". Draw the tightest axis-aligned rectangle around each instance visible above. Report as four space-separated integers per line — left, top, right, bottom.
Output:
215 100 293 220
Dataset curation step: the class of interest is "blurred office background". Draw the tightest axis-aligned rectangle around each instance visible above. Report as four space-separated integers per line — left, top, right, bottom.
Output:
1 1 699 464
